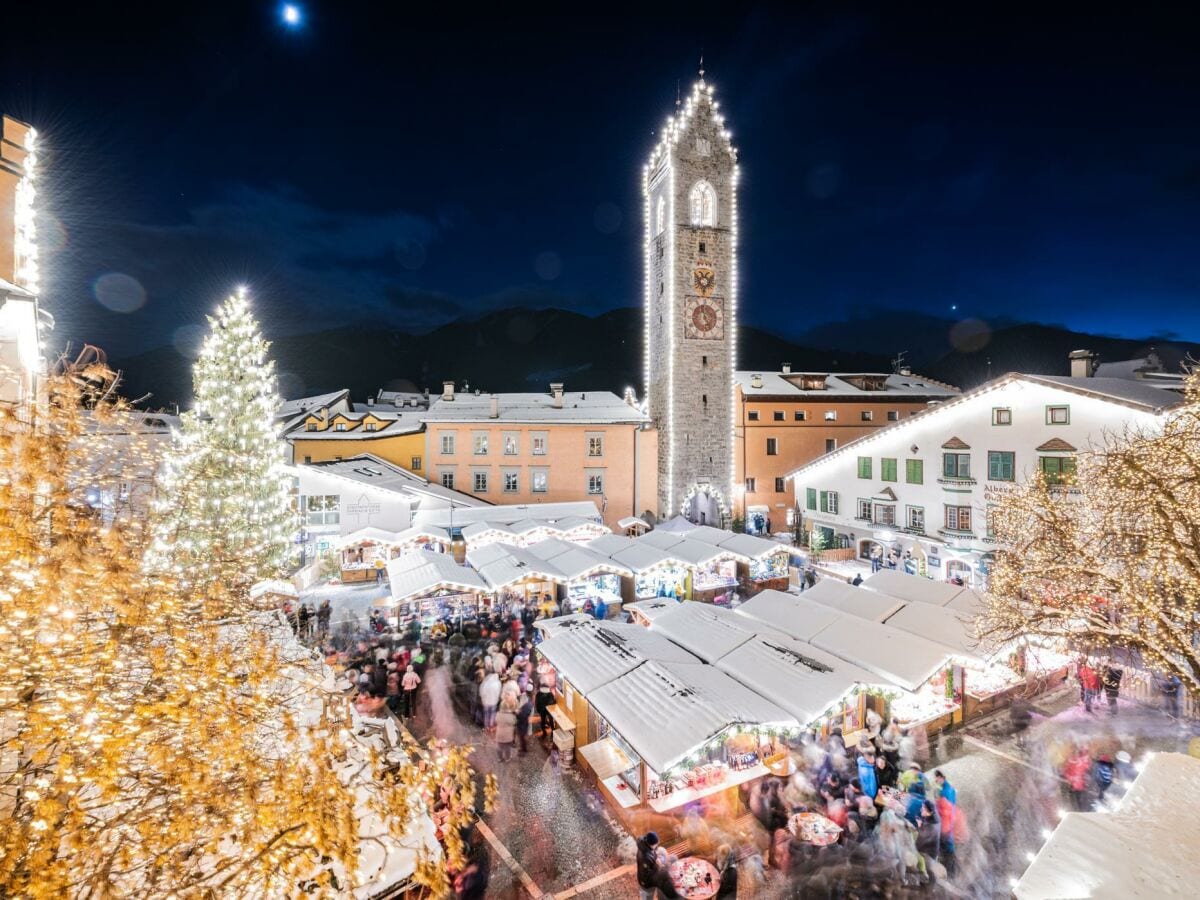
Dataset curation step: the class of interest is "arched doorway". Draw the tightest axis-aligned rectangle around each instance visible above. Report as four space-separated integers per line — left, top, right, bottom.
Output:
946 558 973 585
682 485 727 527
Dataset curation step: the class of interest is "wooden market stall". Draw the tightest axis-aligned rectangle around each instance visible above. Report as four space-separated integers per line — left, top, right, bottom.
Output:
333 525 451 583
382 551 492 629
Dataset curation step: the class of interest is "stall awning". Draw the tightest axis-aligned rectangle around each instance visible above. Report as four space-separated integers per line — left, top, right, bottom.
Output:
804 579 906 623
586 660 797 775
535 619 697 694
386 551 490 604
578 737 633 781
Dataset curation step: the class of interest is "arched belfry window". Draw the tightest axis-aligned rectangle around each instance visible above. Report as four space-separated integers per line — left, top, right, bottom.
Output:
689 180 717 226
655 195 666 235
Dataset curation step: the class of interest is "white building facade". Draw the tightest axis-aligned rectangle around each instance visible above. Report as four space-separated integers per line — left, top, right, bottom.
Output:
788 374 1182 587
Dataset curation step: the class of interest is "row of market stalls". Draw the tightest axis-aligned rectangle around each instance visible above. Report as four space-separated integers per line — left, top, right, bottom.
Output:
529 568 1070 834
332 525 452 582
460 516 610 549
374 525 796 625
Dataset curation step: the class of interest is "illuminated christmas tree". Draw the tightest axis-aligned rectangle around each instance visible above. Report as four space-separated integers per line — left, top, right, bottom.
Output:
983 369 1200 693
153 289 296 601
0 358 490 897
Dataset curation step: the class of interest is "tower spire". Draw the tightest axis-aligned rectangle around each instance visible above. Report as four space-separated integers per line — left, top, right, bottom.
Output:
675 80 681 112
698 53 705 81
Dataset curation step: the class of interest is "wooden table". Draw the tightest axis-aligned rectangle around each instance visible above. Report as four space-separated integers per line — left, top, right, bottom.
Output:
669 857 721 899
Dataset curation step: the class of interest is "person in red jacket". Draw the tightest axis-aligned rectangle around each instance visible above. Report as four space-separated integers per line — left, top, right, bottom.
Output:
1063 746 1093 810
1078 660 1100 714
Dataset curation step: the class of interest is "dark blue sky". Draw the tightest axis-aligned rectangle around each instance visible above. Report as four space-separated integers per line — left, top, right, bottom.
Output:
3 2 1198 358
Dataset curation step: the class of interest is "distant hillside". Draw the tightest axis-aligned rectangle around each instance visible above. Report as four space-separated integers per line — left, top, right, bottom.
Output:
110 306 1198 409
112 307 893 408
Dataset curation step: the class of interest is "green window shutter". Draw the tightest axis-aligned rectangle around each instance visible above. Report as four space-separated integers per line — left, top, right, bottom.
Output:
988 451 1013 481
858 456 872 479
881 458 897 482
942 454 955 477
906 459 923 484
1063 456 1076 475
806 487 817 510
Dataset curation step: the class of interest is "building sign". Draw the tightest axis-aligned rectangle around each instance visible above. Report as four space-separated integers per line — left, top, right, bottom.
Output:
983 483 1017 502
927 546 941 568
346 492 382 523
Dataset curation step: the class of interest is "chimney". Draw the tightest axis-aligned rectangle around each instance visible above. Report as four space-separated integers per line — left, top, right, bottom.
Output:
781 362 792 374
367 397 375 407
1069 349 1098 378
489 394 499 418
550 382 564 408
750 374 763 389
442 380 455 401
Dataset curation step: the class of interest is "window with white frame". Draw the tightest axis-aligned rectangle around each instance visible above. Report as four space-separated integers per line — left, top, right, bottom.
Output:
944 505 972 532
861 410 874 422
503 470 519 493
587 434 604 457
874 504 896 526
745 477 756 493
689 180 717 226
856 499 871 520
440 471 455 490
531 432 548 455
334 422 347 432
907 505 925 532
1046 405 1070 425
440 433 455 455
473 471 488 493
586 471 605 495
304 495 340 526
473 432 489 455
531 469 548 492
824 410 837 421
364 422 377 432
503 433 518 455
887 410 899 421
819 490 839 514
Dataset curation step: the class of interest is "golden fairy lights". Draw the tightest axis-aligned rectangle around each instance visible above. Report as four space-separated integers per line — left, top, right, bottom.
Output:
982 368 1200 694
1 323 488 896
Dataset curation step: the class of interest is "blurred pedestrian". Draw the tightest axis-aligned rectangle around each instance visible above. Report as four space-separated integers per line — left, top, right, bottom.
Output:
496 697 518 761
1063 746 1092 810
1103 665 1123 716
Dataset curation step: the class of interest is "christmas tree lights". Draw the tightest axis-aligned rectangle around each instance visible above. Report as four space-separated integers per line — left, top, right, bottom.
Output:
151 289 296 605
982 369 1200 693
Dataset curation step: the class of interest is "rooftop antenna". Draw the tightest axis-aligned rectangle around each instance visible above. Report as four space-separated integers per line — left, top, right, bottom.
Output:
890 351 907 375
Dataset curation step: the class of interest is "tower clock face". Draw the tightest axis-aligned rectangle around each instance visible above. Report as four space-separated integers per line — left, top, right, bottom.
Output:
683 296 724 340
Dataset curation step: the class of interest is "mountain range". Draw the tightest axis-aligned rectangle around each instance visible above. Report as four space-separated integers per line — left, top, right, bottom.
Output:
107 307 1198 409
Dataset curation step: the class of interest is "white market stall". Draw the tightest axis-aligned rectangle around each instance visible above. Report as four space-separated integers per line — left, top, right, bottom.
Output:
334 525 451 584
382 551 492 628
1014 753 1200 900
525 537 631 616
469 542 564 614
650 602 762 664
803 579 907 623
625 597 682 627
686 526 792 594
584 660 797 820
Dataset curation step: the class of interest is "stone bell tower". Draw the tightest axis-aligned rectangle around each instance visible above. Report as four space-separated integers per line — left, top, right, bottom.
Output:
643 70 738 525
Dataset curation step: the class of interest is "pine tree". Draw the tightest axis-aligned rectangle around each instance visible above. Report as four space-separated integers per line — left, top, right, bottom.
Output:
154 289 295 600
1 358 491 897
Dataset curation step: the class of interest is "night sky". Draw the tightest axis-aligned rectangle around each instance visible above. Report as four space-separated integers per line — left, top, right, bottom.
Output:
2 3 1198 359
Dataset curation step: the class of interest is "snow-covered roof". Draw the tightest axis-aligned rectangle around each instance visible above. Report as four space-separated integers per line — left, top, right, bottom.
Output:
681 526 786 559
0 275 37 299
735 589 843 642
1014 753 1200 900
473 545 565 590
882 601 991 663
862 570 985 616
638 529 687 550
532 613 593 637
617 516 650 530
288 411 425 439
717 635 878 726
424 390 647 425
587 660 796 775
296 454 484 507
804 579 907 623
1030 374 1186 413
609 543 684 573
654 515 697 533
415 501 602 529
248 579 299 599
805 614 955 692
650 602 761 663
535 619 697 694
665 537 748 567
385 552 489 604
625 598 682 622
275 389 349 421
333 525 449 550
588 534 636 556
735 370 959 399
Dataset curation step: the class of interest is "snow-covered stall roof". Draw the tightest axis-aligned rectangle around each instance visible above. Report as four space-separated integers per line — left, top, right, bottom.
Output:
862 570 985 616
588 533 636 555
472 544 566 590
1014 753 1200 900
535 619 697 694
681 525 734 545
651 602 761 663
248 578 299 599
638 529 687 550
617 515 650 530
587 660 796 775
882 600 991 663
805 613 955 692
717 635 878 726
654 516 696 533
609 542 683 573
532 613 593 638
719 532 790 560
385 552 489 604
522 537 631 580
804 579 907 623
734 589 842 642
625 598 682 623
460 520 516 542
332 526 402 549
666 537 749 567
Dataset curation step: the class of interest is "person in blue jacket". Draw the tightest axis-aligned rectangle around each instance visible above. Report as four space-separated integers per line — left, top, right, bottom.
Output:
904 779 927 826
856 746 879 799
934 769 956 806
